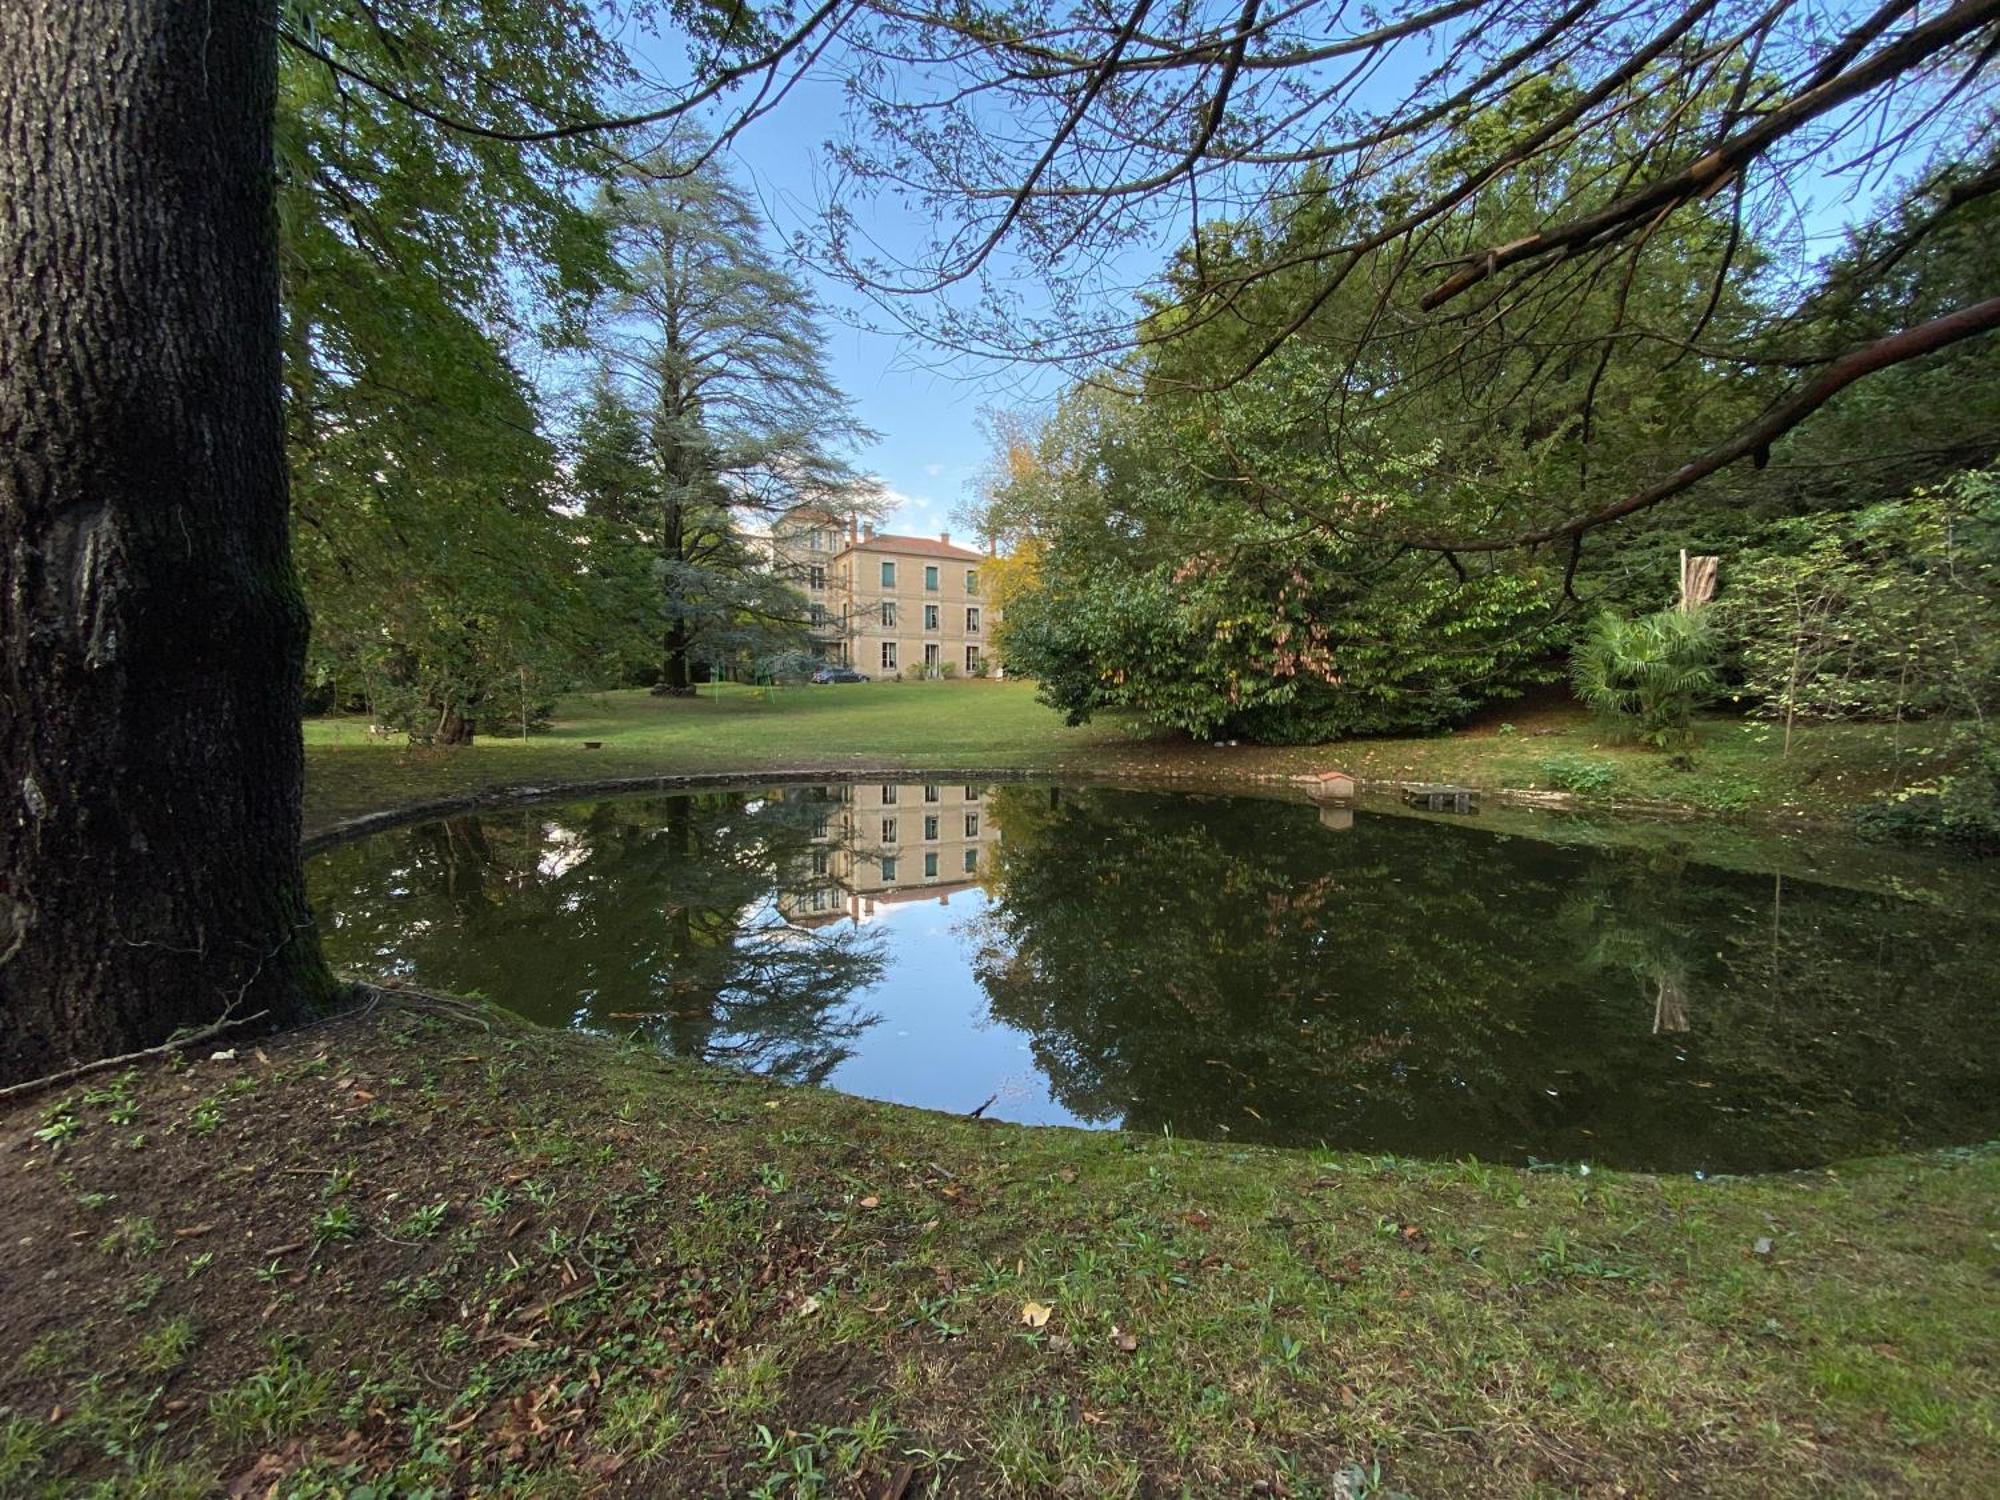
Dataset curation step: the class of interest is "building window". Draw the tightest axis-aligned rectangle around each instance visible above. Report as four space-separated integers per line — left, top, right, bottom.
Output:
881 816 897 841
810 887 825 912
924 603 939 631
963 848 979 873
812 849 829 875
924 643 940 671
964 812 979 837
966 569 978 595
966 607 980 632
880 784 897 805
812 810 830 838
923 784 940 802
880 600 896 628
964 786 980 801
810 604 827 628
880 641 897 671
923 815 939 840
809 565 825 590
924 852 939 879
924 564 939 591
880 856 897 881
965 647 981 674
880 560 896 587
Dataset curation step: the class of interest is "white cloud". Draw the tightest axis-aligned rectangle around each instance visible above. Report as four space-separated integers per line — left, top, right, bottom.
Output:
878 488 937 527
923 463 945 478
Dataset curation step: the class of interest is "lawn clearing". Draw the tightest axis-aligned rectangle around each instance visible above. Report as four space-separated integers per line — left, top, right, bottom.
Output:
303 681 1951 834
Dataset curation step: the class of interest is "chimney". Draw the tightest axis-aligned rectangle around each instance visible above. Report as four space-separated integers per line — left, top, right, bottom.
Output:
862 522 875 540
939 531 950 547
849 514 858 543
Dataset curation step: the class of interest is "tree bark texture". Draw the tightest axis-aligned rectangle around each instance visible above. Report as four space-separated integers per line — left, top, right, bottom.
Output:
0 0 336 1083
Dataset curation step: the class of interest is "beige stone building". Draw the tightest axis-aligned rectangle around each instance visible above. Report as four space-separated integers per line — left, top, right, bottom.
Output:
776 781 1003 927
771 510 999 676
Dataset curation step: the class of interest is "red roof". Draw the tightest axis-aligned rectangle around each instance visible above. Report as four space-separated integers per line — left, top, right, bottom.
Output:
843 533 987 562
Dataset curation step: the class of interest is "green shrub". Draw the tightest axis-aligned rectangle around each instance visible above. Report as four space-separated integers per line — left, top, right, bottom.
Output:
1571 608 1719 752
1856 732 2000 853
1536 753 1620 796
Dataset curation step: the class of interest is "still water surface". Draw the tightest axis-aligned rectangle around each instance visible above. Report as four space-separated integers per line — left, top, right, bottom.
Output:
307 782 2000 1173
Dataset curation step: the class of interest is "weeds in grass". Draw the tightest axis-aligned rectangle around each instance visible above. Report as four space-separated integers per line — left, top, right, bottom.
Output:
0 1417 50 1490
314 1203 363 1243
97 1215 165 1260
208 1346 335 1443
396 1200 449 1239
135 1317 198 1373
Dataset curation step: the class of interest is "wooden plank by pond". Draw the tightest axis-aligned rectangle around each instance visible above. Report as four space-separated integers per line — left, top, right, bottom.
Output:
1402 784 1479 813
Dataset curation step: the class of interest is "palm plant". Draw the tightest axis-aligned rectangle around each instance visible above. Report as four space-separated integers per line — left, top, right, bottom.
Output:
1571 608 1720 753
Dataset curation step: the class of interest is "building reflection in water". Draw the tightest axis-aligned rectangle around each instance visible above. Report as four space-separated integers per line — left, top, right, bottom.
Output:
775 781 1003 928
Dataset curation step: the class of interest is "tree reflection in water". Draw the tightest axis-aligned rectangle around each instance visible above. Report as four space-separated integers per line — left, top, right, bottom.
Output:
311 782 2000 1172
312 789 885 1086
966 786 2000 1171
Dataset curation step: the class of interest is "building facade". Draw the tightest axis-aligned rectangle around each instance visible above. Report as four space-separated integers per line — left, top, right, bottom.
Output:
771 511 999 676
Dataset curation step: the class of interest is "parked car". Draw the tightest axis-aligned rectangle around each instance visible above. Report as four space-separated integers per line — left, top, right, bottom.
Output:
810 666 870 684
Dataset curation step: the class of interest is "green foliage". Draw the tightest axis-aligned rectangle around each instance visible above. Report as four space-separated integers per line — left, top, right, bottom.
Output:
581 147 872 693
1537 754 1620 796
283 3 643 739
1722 472 2000 740
1858 731 2000 855
1570 609 1720 752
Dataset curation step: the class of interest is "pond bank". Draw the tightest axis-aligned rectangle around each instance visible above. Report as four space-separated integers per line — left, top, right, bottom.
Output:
3 994 1996 1496
302 681 1950 836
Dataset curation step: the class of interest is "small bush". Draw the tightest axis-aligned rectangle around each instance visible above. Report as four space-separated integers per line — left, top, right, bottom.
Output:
1571 608 1719 752
1537 753 1620 796
1856 732 2000 853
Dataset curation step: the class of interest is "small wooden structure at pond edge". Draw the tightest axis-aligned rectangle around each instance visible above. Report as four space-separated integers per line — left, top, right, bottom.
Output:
1402 783 1479 813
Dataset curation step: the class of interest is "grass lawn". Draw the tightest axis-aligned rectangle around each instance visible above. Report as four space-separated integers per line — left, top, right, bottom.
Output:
3 998 1995 1496
302 681 1949 834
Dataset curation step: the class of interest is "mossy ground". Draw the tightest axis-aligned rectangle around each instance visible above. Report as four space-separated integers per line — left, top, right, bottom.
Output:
4 999 1996 1497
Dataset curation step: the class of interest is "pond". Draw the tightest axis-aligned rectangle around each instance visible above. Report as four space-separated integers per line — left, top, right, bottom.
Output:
308 781 2000 1174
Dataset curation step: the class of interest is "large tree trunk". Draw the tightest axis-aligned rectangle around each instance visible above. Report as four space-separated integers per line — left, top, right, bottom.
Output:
655 493 697 696
0 0 336 1083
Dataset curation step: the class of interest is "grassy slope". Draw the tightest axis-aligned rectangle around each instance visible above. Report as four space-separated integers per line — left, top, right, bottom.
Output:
3 1001 1995 1497
302 681 1945 833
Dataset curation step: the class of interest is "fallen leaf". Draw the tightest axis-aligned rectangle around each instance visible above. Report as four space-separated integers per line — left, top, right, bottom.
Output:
208 1048 237 1062
798 1295 821 1317
1019 1300 1053 1329
859 1195 881 1210
1046 1334 1072 1354
1110 1328 1139 1353
1753 1237 1774 1257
